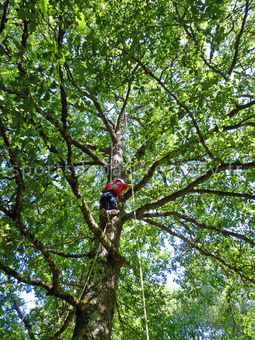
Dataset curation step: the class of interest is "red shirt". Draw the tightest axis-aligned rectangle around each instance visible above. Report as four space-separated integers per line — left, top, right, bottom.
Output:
102 181 128 196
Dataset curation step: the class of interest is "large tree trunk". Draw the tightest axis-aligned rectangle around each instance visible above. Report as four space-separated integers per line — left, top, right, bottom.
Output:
72 247 122 339
72 118 126 339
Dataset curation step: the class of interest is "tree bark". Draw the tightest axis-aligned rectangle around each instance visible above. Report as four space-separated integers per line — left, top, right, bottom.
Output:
72 116 127 339
72 215 123 339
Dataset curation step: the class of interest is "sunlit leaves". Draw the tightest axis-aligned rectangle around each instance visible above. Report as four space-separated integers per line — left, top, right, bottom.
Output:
0 0 255 338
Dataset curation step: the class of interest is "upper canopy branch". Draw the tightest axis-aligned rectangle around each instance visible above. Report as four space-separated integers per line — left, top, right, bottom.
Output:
115 83 131 132
71 138 108 167
191 188 255 201
227 0 250 75
122 49 221 162
0 117 24 217
64 63 117 142
125 161 255 218
142 218 255 284
0 0 9 35
121 160 159 203
115 63 139 132
172 2 226 79
228 99 255 118
141 211 255 247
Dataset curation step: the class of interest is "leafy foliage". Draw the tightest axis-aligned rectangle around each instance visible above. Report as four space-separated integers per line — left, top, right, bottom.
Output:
0 0 255 338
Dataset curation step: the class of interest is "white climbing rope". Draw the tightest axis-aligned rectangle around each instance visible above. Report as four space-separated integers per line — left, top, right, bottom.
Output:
128 141 150 340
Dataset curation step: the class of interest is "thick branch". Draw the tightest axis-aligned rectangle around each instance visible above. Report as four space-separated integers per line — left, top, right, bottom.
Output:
124 161 255 218
71 138 108 167
192 188 255 201
0 261 79 306
186 110 222 162
75 141 110 154
115 83 131 132
47 249 91 258
0 261 50 290
0 0 9 35
21 19 29 48
0 118 60 291
220 120 255 132
122 160 159 203
0 117 24 216
115 63 139 131
141 211 255 247
228 99 255 118
59 65 68 134
14 219 60 290
65 63 116 142
228 0 250 75
54 310 75 338
142 218 255 284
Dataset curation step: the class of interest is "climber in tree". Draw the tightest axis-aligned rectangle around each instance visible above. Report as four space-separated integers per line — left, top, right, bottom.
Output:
100 179 132 216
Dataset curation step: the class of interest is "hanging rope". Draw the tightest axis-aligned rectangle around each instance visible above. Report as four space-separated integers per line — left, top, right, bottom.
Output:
78 222 108 301
125 112 150 339
129 168 150 340
110 144 113 182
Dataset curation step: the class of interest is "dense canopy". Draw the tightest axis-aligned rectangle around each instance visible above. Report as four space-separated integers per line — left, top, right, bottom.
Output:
0 0 255 339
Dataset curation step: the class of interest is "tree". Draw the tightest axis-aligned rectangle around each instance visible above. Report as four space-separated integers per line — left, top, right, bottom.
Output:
0 0 255 338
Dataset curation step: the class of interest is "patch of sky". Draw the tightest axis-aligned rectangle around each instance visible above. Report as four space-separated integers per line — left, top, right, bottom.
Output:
19 290 37 312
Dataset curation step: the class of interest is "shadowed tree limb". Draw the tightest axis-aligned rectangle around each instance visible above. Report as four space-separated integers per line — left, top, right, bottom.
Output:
115 83 132 132
47 249 93 259
0 118 60 292
0 117 24 217
71 138 108 167
228 0 250 75
124 161 255 219
0 0 9 35
122 160 160 203
141 218 255 284
0 261 79 306
115 63 139 132
65 63 117 142
140 211 255 247
228 99 255 118
13 218 60 290
191 188 255 201
0 233 92 259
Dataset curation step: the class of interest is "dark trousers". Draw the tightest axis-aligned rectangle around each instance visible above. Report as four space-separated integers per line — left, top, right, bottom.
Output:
100 191 118 211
